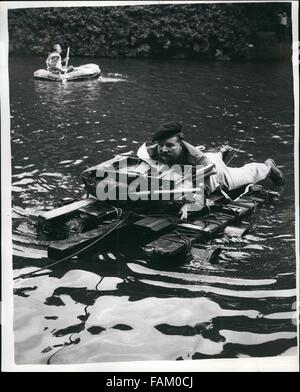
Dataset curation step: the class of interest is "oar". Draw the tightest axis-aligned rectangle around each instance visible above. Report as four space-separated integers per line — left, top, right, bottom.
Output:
65 46 70 68
61 46 70 84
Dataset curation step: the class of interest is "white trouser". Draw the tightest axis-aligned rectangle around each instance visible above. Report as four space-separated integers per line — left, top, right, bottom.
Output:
205 152 270 194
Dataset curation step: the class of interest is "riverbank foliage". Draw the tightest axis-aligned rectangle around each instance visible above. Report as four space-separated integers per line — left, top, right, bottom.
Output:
8 3 291 60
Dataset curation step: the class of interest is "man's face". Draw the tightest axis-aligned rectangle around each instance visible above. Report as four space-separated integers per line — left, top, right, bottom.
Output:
157 136 183 165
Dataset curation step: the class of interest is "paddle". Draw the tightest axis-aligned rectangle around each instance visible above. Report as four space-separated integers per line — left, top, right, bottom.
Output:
61 46 70 83
65 46 70 68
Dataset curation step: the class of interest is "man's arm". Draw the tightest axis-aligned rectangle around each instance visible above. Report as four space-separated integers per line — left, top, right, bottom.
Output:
46 54 51 69
178 153 215 219
179 193 205 220
198 153 212 167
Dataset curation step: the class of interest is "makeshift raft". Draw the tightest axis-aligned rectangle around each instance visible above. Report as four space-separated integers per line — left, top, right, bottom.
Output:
33 149 279 264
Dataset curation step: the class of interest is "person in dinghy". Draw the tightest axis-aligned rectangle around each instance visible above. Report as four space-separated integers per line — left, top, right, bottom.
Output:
46 44 74 75
137 121 285 219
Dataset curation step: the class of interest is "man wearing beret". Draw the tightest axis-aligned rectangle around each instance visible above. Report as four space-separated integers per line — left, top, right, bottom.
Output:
137 121 284 219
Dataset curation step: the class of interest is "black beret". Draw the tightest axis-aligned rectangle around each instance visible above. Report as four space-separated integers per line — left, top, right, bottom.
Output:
152 121 183 142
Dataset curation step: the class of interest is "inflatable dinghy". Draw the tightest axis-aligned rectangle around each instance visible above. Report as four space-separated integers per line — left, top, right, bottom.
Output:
33 63 101 82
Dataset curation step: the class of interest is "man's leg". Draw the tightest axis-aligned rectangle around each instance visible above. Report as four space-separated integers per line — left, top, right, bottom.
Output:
224 162 270 190
206 152 284 192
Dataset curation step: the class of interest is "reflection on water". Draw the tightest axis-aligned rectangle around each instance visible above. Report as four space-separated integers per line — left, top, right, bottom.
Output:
10 57 296 364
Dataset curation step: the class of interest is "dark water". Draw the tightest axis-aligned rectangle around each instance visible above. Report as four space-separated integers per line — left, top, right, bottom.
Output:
10 57 297 364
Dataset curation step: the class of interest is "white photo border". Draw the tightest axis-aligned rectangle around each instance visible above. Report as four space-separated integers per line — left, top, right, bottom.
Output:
1 0 299 372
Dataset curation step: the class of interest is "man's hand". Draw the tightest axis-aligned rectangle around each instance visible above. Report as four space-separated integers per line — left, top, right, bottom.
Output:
179 204 189 220
179 193 206 220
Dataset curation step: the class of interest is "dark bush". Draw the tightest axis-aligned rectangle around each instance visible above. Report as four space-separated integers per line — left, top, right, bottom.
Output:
8 3 291 60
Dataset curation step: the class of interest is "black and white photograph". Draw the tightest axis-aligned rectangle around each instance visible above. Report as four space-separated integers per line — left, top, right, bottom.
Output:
1 0 299 371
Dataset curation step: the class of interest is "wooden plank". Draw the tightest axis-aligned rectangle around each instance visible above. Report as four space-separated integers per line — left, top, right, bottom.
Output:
223 225 249 237
245 195 265 204
166 211 236 245
178 220 221 236
205 212 236 226
232 198 257 210
48 225 110 260
191 246 222 263
143 237 187 258
38 198 98 221
133 216 174 233
219 203 250 217
207 193 226 204
249 185 279 199
149 218 173 232
168 230 200 243
200 213 236 228
143 227 202 259
143 233 223 261
135 216 160 229
141 190 263 260
197 221 221 234
177 222 207 232
78 203 116 218
48 218 130 260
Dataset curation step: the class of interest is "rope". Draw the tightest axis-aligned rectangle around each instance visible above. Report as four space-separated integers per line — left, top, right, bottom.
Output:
233 184 253 201
13 211 129 281
173 230 192 254
47 333 76 364
225 141 244 165
220 187 232 201
224 131 253 166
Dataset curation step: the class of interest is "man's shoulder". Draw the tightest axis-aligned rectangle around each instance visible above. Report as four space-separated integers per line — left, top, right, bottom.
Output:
147 144 158 160
182 141 207 165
